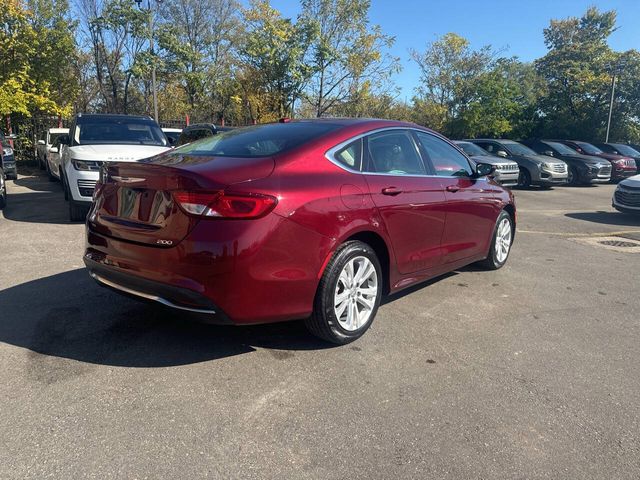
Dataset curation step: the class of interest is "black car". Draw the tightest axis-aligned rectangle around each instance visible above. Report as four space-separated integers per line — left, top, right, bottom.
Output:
0 131 16 180
0 166 6 209
177 123 235 146
522 140 612 185
593 143 640 171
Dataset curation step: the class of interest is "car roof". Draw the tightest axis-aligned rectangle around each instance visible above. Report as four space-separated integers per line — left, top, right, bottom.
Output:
76 113 154 122
49 128 69 133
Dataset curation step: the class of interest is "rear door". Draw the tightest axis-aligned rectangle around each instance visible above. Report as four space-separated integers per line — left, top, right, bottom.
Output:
416 132 498 264
362 129 446 274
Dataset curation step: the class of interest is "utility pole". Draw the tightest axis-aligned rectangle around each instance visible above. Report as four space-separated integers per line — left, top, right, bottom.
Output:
605 73 616 143
135 0 159 123
605 61 625 143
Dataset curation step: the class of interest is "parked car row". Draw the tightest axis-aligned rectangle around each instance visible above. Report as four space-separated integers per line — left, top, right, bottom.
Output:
453 138 640 188
15 115 640 344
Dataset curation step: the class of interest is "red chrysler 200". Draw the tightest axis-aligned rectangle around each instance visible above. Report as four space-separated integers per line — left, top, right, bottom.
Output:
84 119 516 344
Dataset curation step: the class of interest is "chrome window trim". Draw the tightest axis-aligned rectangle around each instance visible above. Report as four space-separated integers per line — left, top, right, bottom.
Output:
324 127 478 180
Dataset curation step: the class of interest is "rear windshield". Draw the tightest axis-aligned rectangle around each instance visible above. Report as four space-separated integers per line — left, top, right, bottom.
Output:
73 117 167 147
174 122 341 158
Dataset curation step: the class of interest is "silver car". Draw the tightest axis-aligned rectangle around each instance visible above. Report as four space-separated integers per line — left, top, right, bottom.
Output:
454 141 520 187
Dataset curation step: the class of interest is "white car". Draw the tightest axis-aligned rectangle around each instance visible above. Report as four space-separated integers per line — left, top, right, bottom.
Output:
59 114 171 221
612 174 640 214
38 128 69 181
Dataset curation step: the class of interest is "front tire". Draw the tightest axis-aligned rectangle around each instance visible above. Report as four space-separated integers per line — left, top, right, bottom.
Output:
567 167 579 186
305 240 382 344
517 169 531 188
478 210 513 270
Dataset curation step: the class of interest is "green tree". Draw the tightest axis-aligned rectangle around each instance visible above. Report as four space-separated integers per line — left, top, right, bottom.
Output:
238 0 314 121
0 0 72 117
299 0 398 117
535 7 639 141
157 0 239 121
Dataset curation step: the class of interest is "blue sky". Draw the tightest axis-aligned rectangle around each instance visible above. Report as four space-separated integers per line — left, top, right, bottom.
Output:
268 0 640 99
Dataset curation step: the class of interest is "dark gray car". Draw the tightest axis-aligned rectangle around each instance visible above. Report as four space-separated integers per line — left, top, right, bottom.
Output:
469 139 568 188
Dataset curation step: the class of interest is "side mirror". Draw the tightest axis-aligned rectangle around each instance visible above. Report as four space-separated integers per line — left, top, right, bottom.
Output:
38 140 46 145
58 134 70 146
544 150 554 157
496 150 508 158
475 162 496 177
49 147 59 153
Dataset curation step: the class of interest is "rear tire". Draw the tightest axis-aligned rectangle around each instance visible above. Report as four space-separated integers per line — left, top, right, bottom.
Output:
305 240 382 344
478 210 513 270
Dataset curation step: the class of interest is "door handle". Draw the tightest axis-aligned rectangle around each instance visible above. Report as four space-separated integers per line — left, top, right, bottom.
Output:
446 185 460 193
382 187 403 196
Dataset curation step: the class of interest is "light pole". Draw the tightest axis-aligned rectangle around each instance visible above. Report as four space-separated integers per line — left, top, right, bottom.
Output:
605 61 625 143
135 0 159 123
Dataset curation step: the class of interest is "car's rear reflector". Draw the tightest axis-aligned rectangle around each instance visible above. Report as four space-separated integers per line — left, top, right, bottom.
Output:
172 191 277 219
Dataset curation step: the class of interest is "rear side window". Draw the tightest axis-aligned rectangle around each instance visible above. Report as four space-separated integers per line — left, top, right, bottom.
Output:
416 132 473 177
333 139 363 171
366 130 425 175
175 122 340 158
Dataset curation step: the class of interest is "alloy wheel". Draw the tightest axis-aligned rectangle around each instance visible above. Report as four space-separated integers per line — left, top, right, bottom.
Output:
333 256 378 331
495 218 512 263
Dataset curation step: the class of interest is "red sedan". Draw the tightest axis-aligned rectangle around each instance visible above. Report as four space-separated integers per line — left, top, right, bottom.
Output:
84 119 516 344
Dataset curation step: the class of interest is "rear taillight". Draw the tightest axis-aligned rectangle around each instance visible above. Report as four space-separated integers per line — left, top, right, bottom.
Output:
173 191 277 219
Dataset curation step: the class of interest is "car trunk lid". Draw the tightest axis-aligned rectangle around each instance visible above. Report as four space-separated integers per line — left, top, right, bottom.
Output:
88 153 275 247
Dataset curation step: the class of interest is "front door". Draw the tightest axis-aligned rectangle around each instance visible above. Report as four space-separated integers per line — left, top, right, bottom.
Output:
415 132 498 264
362 129 446 274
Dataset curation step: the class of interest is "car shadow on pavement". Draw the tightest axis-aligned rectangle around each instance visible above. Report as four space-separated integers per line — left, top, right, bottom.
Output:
0 269 333 368
565 211 640 227
4 174 69 224
13 175 62 193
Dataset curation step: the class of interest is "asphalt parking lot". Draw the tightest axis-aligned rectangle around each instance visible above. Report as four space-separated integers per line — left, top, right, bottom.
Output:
1 171 639 479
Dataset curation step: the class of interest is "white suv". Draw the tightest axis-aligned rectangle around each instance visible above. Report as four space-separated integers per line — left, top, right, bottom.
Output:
60 114 171 221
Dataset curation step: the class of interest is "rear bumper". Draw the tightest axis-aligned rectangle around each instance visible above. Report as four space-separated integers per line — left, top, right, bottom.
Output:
84 214 333 324
85 257 232 324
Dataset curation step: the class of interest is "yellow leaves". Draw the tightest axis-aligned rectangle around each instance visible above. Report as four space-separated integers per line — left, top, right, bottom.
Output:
0 0 72 116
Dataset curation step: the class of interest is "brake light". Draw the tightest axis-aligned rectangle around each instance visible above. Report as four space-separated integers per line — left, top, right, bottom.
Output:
173 191 277 219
